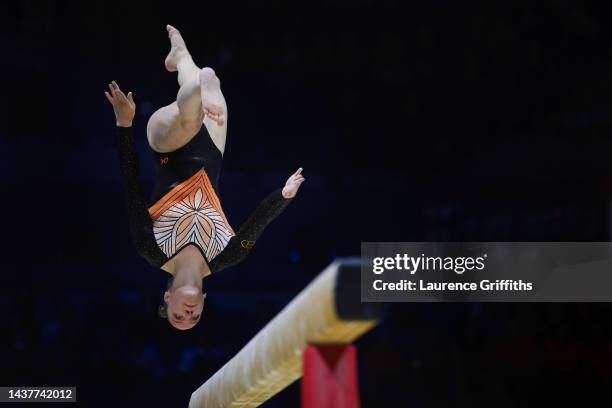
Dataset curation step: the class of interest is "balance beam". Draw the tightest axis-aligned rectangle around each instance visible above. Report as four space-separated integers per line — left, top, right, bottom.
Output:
188 259 381 408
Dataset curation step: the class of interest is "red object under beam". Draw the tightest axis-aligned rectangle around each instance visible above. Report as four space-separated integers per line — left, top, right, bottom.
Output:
301 344 360 408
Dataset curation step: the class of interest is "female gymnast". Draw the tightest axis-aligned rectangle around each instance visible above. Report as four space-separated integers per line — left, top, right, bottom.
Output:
105 25 305 330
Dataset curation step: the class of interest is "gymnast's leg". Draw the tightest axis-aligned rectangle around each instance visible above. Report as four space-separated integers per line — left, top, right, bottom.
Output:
199 66 228 155
146 25 219 153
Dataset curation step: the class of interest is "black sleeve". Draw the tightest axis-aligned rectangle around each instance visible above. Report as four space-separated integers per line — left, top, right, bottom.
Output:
209 188 293 273
116 126 168 268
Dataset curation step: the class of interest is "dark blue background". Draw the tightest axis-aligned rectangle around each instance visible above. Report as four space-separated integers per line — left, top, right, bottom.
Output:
2 0 612 406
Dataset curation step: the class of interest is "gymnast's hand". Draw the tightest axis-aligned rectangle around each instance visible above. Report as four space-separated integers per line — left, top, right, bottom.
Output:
204 102 225 126
282 167 305 199
105 80 135 127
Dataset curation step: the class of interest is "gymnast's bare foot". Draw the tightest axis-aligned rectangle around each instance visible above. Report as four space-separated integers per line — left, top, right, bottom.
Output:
200 67 225 126
164 24 190 72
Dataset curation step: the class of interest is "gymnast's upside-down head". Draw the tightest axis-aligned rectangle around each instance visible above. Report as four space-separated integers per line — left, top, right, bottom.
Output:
158 277 206 330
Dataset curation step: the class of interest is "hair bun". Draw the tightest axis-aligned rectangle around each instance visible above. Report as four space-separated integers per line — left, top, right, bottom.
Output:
158 304 168 319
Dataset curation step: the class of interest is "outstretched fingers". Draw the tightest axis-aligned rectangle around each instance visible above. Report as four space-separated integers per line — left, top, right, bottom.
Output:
203 102 225 126
290 167 305 184
106 81 133 107
106 81 121 104
204 103 223 116
205 113 224 126
282 167 305 198
114 84 128 102
107 83 115 100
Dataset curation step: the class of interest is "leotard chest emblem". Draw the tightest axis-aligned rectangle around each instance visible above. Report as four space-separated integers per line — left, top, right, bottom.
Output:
148 168 235 262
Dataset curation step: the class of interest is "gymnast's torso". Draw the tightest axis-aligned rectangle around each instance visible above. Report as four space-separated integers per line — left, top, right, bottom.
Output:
147 126 236 269
149 124 223 205
115 125 293 274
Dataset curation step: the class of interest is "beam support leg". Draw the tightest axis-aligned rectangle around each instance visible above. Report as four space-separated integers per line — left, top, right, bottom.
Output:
301 344 360 408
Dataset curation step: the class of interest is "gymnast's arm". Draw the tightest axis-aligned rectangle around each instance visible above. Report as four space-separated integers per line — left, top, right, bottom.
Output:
106 81 168 268
209 189 293 273
115 126 168 267
209 168 306 273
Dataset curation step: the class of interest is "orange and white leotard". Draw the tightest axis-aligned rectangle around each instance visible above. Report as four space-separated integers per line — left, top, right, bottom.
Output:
148 168 235 263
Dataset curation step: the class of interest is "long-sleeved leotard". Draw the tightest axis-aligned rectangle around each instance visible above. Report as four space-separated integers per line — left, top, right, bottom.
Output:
115 125 292 273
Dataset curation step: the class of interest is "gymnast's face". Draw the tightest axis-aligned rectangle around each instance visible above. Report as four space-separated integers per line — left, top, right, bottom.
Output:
164 286 206 330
